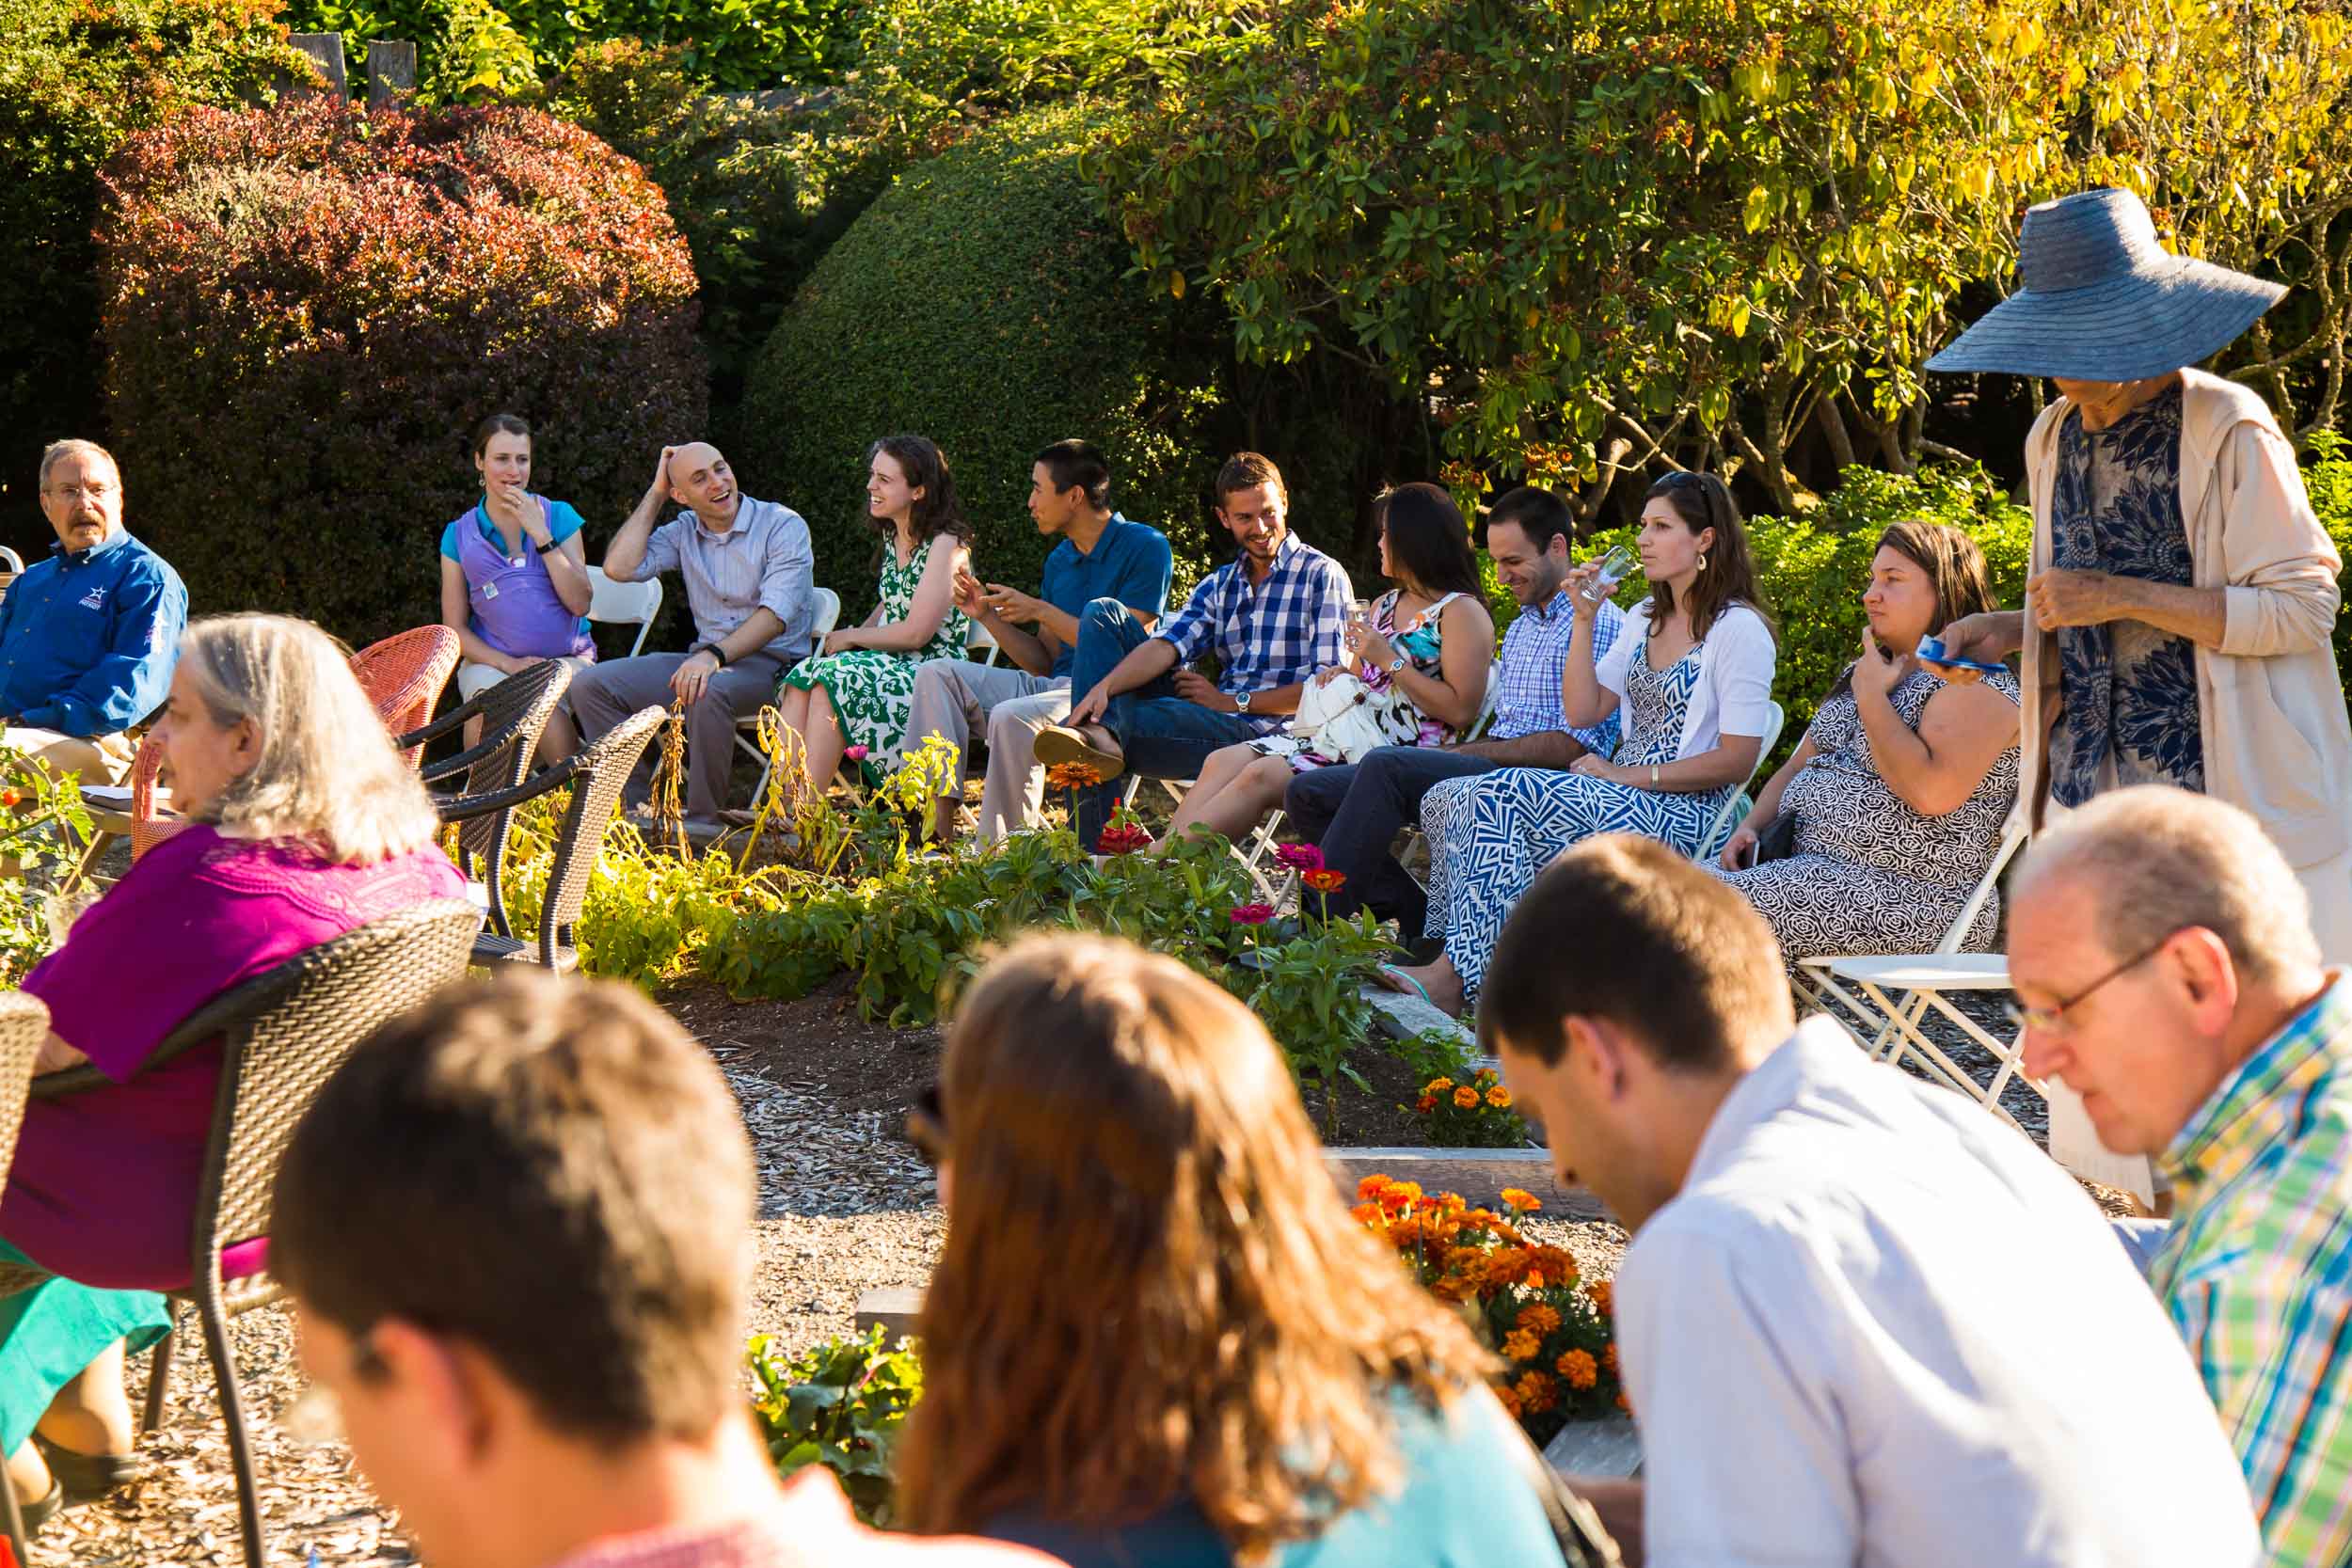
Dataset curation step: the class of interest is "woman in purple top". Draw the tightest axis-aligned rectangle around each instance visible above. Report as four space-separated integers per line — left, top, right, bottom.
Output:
0 613 464 1528
438 413 597 762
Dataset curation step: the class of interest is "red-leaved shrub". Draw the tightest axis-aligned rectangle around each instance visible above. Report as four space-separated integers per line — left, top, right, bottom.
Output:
98 97 706 645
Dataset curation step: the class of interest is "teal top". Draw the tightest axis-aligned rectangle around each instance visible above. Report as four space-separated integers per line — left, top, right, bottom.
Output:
981 1387 1566 1568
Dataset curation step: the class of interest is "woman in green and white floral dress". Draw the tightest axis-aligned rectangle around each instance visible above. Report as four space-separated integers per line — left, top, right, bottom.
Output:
775 436 973 792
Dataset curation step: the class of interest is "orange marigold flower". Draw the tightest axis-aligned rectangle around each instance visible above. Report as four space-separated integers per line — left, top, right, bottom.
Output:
1474 1068 1498 1085
1615 1389 1631 1413
1357 1175 1391 1201
1431 1273 1477 1304
1424 1077 1454 1096
1500 1187 1540 1213
1494 1384 1524 1418
1043 761 1104 790
1585 1279 1613 1316
1415 1094 1437 1113
1518 1304 1562 1338
1602 1343 1618 1373
1349 1202 1383 1224
1486 1085 1513 1109
1480 1248 1528 1289
1453 1085 1481 1109
1556 1348 1599 1390
1387 1180 1422 1202
1527 1245 1579 1288
1514 1370 1559 1414
1502 1328 1542 1362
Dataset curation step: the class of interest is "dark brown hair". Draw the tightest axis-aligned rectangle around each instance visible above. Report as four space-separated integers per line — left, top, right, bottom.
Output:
898 934 1494 1559
1034 438 1112 511
867 434 973 551
1213 451 1288 509
1375 483 1482 599
1486 484 1573 555
1832 519 2000 698
1478 834 1792 1071
1643 471 1773 643
472 412 532 456
272 972 756 1444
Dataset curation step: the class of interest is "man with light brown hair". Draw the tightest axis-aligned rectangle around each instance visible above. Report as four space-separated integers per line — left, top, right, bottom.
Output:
2010 784 2352 1568
271 971 1057 1568
1483 834 2260 1568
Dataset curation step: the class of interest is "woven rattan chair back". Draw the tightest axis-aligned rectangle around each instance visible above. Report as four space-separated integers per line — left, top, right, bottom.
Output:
351 626 462 767
0 994 49 1189
189 898 480 1302
446 659 573 873
537 705 666 964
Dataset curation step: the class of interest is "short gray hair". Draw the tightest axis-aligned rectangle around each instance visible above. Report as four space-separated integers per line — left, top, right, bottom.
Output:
2017 785 2320 986
178 614 441 865
39 439 119 489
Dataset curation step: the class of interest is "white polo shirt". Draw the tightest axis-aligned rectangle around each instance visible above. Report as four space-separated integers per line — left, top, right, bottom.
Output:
1618 1017 2260 1568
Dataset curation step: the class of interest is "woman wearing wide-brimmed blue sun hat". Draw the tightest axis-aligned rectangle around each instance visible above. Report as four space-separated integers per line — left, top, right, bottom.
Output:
1930 186 2352 964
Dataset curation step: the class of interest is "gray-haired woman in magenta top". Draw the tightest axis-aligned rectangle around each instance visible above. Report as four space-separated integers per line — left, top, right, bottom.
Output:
0 614 461 1520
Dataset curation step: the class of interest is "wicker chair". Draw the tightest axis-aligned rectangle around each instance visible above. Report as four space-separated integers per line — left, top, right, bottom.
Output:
0 993 55 1564
437 705 666 971
129 626 467 863
3 900 480 1567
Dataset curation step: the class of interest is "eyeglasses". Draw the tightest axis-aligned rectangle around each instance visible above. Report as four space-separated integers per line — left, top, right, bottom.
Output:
44 483 114 502
2004 932 2178 1035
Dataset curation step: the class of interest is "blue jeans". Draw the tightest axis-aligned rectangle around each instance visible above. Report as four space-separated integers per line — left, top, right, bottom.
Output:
1282 745 1499 930
1066 597 1261 847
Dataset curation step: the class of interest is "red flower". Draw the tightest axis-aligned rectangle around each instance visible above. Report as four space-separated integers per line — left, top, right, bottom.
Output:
1096 822 1153 854
1301 867 1346 893
1273 842 1326 871
1228 903 1275 926
0 788 22 809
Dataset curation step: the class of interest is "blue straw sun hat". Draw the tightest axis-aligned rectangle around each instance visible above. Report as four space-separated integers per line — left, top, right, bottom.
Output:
1927 187 2285 383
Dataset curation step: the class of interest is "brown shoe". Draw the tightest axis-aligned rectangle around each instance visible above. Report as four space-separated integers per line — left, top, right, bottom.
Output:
1033 724 1127 784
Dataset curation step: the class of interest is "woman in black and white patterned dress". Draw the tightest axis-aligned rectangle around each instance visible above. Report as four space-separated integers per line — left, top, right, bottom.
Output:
1712 522 2022 958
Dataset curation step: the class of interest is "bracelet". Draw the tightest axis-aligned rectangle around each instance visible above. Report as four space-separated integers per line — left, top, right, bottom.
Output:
537 539 563 556
694 643 731 668
1649 763 1661 785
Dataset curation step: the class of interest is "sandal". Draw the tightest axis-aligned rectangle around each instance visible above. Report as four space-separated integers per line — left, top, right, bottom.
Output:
33 1433 148 1499
8 1474 63 1536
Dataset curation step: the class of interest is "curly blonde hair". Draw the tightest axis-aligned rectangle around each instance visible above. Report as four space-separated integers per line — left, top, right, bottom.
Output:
898 934 1496 1560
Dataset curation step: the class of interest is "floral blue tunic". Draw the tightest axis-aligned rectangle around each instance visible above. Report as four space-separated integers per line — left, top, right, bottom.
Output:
2047 384 2204 805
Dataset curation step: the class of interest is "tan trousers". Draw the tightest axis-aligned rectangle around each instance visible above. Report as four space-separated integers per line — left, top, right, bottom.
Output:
2 727 135 787
903 659 1071 842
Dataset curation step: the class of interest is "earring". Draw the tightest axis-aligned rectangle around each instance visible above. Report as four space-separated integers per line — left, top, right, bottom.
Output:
1697 552 1708 575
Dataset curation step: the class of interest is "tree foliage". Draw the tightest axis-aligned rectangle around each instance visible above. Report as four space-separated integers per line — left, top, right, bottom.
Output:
0 0 303 536
1101 0 2352 518
98 97 705 643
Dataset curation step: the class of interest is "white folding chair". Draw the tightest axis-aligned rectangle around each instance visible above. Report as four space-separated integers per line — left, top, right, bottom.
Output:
967 621 1002 667
736 588 843 801
585 566 662 658
1691 699 1786 863
1795 814 2038 1128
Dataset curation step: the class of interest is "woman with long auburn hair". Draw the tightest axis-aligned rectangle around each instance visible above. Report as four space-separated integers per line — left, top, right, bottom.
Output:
899 933 1572 1568
1381 469 1780 1018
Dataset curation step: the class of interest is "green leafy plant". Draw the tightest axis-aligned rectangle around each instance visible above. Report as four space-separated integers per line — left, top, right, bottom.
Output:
749 1325 923 1526
1406 1065 1530 1150
0 754 98 989
1228 910 1395 1132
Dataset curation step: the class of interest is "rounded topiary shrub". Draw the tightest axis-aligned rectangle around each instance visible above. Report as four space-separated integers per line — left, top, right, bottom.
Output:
743 101 1229 614
98 97 706 644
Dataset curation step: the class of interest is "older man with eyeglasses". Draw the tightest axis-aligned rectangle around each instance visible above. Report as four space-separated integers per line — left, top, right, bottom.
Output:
2010 784 2352 1568
0 440 186 785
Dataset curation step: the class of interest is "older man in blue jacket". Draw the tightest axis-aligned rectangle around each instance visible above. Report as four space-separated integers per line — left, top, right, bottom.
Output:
0 441 187 784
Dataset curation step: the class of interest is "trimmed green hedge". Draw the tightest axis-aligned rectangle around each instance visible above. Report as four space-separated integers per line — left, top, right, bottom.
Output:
98 98 705 645
741 101 1231 613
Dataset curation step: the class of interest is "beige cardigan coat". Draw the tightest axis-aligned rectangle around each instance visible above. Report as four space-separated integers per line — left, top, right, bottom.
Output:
2019 368 2352 867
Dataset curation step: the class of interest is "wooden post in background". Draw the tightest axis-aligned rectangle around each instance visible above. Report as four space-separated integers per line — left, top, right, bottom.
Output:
287 32 348 98
366 40 417 105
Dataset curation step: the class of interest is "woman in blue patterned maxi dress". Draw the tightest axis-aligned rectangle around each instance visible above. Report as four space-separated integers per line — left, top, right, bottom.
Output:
1380 473 1779 1018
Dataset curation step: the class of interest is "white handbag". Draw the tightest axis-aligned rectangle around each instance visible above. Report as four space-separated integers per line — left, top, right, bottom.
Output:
1285 670 1424 764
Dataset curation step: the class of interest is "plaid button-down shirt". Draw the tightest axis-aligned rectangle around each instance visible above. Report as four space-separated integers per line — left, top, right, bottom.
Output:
2154 972 2352 1568
1155 531 1352 734
1492 589 1623 754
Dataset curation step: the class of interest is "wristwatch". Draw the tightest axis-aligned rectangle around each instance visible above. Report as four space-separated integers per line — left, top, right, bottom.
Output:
1235 689 1253 714
1387 654 1408 673
536 539 564 557
694 642 731 668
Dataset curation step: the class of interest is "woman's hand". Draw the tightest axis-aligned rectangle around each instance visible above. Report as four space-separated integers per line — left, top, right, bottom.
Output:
1719 823 1760 872
1564 563 1607 619
1314 667 1343 689
1851 627 1913 702
819 628 862 657
515 490 553 548
1345 621 1398 671
1567 752 1626 784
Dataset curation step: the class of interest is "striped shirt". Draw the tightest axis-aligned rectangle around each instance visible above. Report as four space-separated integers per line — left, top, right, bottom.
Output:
2153 971 2352 1568
624 497 817 659
1493 588 1622 754
1155 531 1352 735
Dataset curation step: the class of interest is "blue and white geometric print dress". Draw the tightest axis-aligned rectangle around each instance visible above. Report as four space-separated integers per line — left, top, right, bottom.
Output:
1420 614 1738 1006
2047 384 2204 804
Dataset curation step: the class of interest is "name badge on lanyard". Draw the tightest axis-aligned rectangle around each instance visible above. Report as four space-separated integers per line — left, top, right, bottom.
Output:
483 582 500 600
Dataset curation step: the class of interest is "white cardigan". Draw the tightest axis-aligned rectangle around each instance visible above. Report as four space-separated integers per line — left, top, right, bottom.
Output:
1596 600 1778 759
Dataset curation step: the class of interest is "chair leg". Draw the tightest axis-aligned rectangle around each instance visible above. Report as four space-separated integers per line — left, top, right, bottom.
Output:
142 1312 180 1435
197 1295 268 1568
1 1450 27 1568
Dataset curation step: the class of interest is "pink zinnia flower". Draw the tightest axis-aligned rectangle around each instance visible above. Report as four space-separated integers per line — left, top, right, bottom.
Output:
1228 903 1276 925
1274 843 1326 871
843 745 870 761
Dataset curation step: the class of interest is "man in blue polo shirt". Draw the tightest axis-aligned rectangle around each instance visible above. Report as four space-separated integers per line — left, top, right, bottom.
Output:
0 440 186 784
907 439 1173 843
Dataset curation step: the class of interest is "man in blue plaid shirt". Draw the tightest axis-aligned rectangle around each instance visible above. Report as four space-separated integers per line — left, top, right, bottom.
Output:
1037 452 1351 847
1283 486 1623 936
